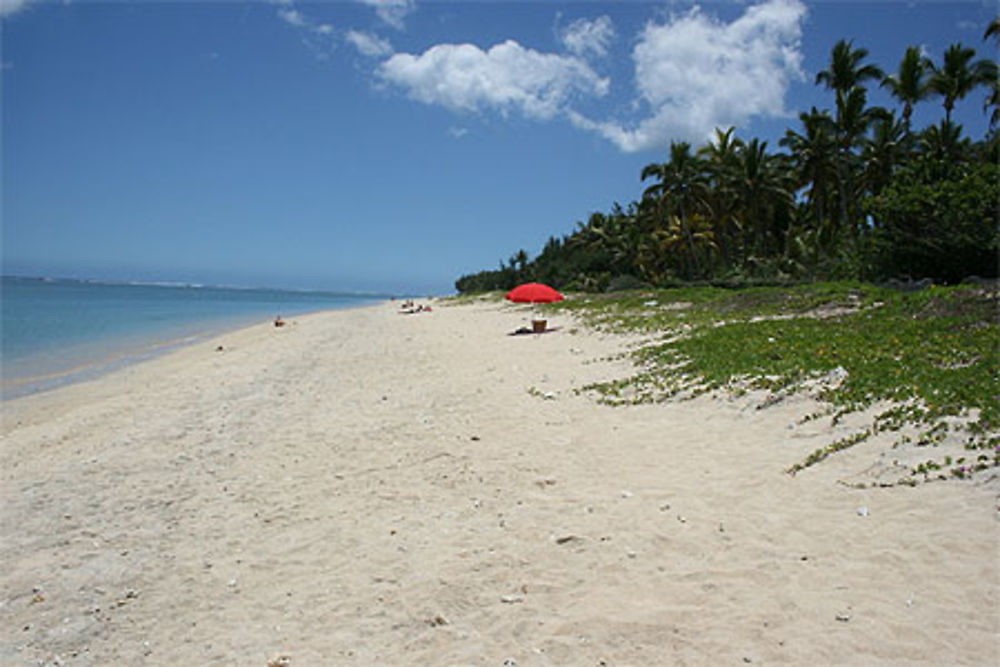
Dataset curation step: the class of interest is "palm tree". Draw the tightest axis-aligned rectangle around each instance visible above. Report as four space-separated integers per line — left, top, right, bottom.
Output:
513 249 528 272
837 87 891 149
780 108 837 239
641 141 708 276
829 87 888 238
926 43 996 123
816 40 885 241
731 138 794 259
985 20 1000 129
862 113 907 196
816 39 885 96
881 46 930 138
698 127 744 266
698 126 743 170
918 120 971 164
501 249 530 285
987 17 1000 40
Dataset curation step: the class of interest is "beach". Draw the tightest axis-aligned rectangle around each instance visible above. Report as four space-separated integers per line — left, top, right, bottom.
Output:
1 299 997 665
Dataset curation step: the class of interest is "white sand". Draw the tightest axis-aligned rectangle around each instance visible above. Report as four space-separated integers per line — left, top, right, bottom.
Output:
2 299 997 665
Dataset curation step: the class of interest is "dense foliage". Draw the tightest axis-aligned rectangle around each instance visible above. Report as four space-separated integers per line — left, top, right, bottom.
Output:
456 30 999 294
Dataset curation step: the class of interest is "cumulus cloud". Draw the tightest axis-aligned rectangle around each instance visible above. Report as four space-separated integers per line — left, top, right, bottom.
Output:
378 40 609 120
582 0 807 152
346 30 394 58
355 0 804 153
359 0 415 31
559 15 616 58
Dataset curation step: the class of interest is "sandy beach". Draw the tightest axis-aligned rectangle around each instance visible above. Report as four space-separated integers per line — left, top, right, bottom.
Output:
2 299 997 666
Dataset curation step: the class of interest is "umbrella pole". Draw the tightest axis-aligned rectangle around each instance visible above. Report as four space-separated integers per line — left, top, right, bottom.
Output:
505 284 563 332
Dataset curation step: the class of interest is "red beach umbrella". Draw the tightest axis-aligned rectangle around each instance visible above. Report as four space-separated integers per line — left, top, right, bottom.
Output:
505 283 565 303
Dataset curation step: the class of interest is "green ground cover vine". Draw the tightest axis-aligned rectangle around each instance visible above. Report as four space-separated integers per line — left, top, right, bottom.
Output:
550 282 999 480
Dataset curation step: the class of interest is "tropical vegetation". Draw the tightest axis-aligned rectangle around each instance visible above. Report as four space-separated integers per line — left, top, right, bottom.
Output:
550 281 1000 484
455 31 999 294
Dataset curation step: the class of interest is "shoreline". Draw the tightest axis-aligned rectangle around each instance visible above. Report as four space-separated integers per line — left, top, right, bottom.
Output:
1 299 997 664
1 300 387 402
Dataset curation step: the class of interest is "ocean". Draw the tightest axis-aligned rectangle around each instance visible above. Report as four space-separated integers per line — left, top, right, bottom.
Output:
1 276 385 399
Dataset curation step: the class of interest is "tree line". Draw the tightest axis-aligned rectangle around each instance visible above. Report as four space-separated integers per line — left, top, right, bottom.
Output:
456 26 1000 294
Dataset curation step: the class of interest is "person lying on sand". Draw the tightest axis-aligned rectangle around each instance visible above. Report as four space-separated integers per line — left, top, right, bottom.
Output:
398 304 433 314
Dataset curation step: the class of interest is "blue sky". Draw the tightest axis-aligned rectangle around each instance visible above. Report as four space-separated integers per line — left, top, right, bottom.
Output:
2 0 996 294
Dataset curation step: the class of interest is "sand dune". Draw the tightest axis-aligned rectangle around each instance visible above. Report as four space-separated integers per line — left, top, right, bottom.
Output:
2 299 997 665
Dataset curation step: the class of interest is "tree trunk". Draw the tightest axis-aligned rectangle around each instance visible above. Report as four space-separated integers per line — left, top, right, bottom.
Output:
680 202 701 277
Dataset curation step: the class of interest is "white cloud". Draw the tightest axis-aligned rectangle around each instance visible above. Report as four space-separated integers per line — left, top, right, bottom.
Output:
378 40 609 120
346 30 394 58
358 0 415 31
584 0 807 152
560 15 616 58
447 126 469 139
278 8 306 28
1 0 32 18
275 1 336 58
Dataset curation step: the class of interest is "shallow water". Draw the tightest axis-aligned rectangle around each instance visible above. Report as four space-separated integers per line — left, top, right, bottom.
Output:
1 276 383 398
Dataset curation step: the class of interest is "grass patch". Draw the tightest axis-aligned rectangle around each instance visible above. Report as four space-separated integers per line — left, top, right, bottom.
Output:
553 282 999 479
438 291 506 305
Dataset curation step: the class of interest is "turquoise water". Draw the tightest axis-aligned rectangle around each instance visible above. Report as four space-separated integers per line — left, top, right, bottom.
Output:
1 276 384 399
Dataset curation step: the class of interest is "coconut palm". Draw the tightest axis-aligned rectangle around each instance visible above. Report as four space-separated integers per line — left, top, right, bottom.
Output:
816 41 885 241
638 214 717 281
881 46 930 137
985 74 1000 129
918 120 972 163
986 19 1000 127
641 141 708 276
816 39 885 97
731 139 794 258
698 127 744 266
780 108 837 239
862 113 907 196
987 17 1000 39
698 126 744 172
641 141 703 209
836 87 891 149
828 87 888 237
926 43 995 123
